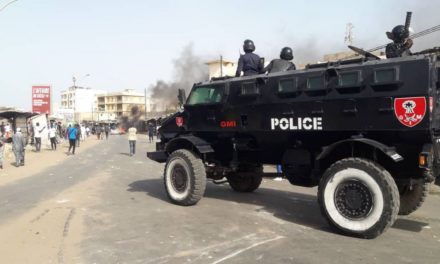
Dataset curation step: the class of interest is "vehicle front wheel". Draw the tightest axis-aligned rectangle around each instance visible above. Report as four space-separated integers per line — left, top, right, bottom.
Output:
318 158 399 239
164 149 206 206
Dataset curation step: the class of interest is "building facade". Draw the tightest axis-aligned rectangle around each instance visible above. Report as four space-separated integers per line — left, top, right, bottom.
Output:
96 89 145 121
59 86 105 122
205 59 237 79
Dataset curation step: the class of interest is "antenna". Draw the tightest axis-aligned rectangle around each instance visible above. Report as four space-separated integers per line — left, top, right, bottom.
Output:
344 23 354 45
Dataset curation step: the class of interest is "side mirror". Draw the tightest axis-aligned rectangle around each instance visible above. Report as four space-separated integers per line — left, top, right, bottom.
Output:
177 89 187 107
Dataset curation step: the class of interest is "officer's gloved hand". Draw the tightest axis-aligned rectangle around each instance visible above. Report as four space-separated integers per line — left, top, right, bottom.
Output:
404 38 413 49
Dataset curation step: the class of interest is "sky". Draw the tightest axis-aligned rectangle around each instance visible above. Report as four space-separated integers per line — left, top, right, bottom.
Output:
0 0 439 110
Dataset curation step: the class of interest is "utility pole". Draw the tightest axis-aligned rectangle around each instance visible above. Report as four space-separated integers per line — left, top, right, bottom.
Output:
144 88 148 121
344 23 354 45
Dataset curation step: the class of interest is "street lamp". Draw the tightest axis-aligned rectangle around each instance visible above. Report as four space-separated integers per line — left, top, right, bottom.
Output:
70 74 90 122
72 74 90 88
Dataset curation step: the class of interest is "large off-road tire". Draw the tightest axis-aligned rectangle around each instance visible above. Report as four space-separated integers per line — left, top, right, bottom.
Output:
398 181 429 215
164 149 206 206
227 164 263 192
318 158 400 239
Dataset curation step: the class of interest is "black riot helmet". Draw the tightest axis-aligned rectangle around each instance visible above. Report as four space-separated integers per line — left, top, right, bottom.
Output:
388 25 409 42
280 47 294 60
243 39 256 53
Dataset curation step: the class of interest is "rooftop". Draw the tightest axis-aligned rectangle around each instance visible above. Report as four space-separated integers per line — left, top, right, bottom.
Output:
97 89 144 97
205 59 235 65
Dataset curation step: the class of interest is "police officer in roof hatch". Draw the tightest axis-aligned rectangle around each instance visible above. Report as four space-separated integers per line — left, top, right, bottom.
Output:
235 39 263 77
262 47 296 74
385 25 413 58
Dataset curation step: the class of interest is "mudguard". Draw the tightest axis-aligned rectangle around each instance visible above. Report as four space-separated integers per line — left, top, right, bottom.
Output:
165 134 214 154
317 137 404 162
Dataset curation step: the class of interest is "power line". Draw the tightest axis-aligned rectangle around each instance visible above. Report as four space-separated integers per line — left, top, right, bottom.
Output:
0 0 18 12
344 24 440 59
366 24 440 53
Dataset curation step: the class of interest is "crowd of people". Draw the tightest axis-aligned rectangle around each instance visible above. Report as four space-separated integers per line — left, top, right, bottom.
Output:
0 119 160 170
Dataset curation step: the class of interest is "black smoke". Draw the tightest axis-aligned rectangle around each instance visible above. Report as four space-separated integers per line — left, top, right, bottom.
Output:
119 105 142 131
149 43 208 108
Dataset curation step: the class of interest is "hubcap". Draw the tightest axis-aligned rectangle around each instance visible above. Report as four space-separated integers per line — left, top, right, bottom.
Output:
334 180 373 219
171 164 188 193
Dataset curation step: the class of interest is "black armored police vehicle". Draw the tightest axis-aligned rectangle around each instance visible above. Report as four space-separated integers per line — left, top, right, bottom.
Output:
147 49 440 238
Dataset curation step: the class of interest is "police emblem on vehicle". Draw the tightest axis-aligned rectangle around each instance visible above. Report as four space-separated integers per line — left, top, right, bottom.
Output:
176 117 184 127
394 97 426 127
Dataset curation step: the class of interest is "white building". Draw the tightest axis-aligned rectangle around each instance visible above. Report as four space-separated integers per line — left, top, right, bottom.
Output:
60 86 106 122
205 59 237 79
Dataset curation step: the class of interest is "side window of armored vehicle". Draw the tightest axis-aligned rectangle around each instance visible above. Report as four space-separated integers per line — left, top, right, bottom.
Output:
307 76 325 90
375 68 397 82
339 71 361 86
304 74 328 96
240 82 259 96
277 78 300 97
371 67 400 91
335 71 363 94
186 85 223 105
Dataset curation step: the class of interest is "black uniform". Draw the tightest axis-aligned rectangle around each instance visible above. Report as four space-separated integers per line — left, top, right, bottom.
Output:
385 25 412 59
235 53 262 77
385 42 412 58
263 59 296 73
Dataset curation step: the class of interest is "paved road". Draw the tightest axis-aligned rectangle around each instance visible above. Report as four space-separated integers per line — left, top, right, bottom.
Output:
1 135 439 263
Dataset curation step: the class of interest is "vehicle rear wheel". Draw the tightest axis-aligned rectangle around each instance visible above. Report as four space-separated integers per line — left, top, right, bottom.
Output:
164 149 206 206
227 164 263 192
398 181 429 215
318 158 399 239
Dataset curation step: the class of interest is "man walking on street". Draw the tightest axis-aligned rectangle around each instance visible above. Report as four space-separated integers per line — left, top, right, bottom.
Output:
67 124 78 155
12 128 26 167
148 123 155 143
96 124 102 140
48 124 57 150
100 124 105 140
76 124 81 147
128 125 137 156
0 137 4 169
34 122 45 152
81 124 86 141
104 124 110 140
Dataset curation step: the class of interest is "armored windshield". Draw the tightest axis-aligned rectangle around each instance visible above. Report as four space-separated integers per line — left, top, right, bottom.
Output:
186 86 223 105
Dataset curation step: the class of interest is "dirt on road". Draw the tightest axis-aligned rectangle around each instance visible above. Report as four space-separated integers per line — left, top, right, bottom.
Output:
0 169 109 263
0 137 101 186
0 136 109 263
